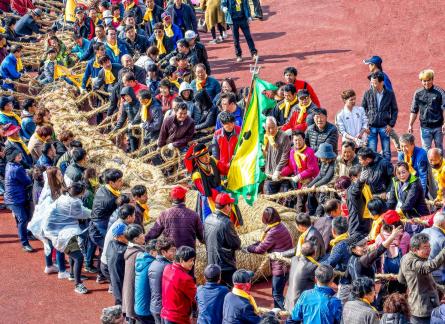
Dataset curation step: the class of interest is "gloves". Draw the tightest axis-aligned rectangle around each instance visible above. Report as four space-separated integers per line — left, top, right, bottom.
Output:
270 308 281 316
292 174 301 183
359 169 369 182
272 171 280 182
167 143 175 150
222 7 228 13
284 129 293 136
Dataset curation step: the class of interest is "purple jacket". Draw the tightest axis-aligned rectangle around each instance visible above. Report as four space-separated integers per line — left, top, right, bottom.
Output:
247 223 294 276
146 202 204 250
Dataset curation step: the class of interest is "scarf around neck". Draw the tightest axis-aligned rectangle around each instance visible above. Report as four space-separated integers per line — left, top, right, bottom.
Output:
232 286 259 314
293 145 307 169
106 184 121 197
278 96 298 119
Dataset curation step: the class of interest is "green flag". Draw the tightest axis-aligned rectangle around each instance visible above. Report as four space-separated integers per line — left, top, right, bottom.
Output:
227 76 277 205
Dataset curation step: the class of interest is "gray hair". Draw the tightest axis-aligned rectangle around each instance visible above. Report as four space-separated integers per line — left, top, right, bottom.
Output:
121 54 132 63
265 116 277 126
433 212 445 226
101 305 122 324
410 233 430 251
399 133 415 145
428 147 443 158
315 264 334 284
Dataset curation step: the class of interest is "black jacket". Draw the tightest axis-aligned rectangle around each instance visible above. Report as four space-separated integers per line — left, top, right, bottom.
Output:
93 63 122 91
117 65 147 85
91 185 118 221
411 86 445 128
143 5 163 36
64 162 86 183
14 14 43 36
387 175 430 218
345 244 386 284
346 180 373 237
282 226 326 261
148 35 175 58
166 3 198 32
141 99 163 141
106 240 127 305
191 42 211 75
125 35 150 57
115 86 141 129
362 87 398 127
305 122 339 154
196 105 217 131
364 154 394 194
204 211 241 271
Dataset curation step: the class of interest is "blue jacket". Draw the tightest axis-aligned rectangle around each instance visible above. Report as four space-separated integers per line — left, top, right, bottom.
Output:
36 155 54 168
21 114 35 141
4 162 32 205
322 240 351 284
398 146 429 195
221 0 251 25
82 57 102 89
71 38 91 59
288 285 342 324
383 72 393 91
0 112 21 126
421 226 445 284
222 292 261 324
191 76 221 102
166 23 183 48
14 14 43 36
134 252 156 317
215 106 243 130
105 41 130 64
5 140 33 170
197 282 229 324
0 53 22 80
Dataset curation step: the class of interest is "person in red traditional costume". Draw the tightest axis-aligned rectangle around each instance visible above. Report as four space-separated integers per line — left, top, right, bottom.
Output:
184 143 242 226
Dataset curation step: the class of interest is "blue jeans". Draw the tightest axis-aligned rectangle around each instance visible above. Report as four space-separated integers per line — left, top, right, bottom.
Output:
79 221 96 267
232 18 257 57
368 127 391 160
44 242 67 272
89 219 109 249
420 126 443 153
272 274 288 309
8 204 30 246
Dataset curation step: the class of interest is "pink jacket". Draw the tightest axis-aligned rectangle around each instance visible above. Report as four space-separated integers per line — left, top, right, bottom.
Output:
375 230 410 256
281 147 319 184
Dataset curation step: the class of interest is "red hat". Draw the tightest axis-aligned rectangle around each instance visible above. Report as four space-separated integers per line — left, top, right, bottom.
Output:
215 193 235 205
3 124 21 137
170 186 188 200
382 210 400 225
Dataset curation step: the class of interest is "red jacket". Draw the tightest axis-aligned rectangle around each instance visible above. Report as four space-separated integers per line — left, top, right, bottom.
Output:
132 82 149 95
212 126 240 175
161 263 196 324
11 0 34 15
281 109 308 132
0 0 10 12
293 79 321 107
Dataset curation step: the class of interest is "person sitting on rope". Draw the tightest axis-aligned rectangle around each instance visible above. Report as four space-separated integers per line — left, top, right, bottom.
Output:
184 142 243 226
93 55 122 92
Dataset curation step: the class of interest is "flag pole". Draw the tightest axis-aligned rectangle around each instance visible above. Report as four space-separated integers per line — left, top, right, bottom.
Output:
243 55 261 120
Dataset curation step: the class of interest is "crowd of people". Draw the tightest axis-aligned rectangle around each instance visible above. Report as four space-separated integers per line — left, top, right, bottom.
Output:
1 0 445 324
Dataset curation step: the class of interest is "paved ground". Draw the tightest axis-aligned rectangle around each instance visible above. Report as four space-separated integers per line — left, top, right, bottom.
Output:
1 0 445 323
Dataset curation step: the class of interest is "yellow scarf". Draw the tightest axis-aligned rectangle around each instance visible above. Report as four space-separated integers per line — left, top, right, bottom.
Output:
297 99 312 123
155 36 167 55
125 1 135 10
434 225 445 236
113 16 120 23
93 57 101 68
260 222 280 242
89 178 99 189
361 298 378 313
264 134 277 149
232 288 259 314
169 78 181 90
330 232 349 248
296 227 310 256
278 96 298 119
293 145 307 169
34 133 47 143
404 152 416 175
0 111 22 125
137 201 150 224
8 137 31 155
106 184 121 197
362 183 373 219
141 99 152 122
16 57 24 72
196 77 206 91
143 8 153 22
369 216 383 240
164 24 174 37
235 0 242 11
104 68 116 85
0 26 5 33
107 42 120 57
305 255 320 266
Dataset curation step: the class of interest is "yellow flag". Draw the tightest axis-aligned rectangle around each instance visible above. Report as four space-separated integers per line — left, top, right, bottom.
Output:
54 64 82 88
65 0 77 23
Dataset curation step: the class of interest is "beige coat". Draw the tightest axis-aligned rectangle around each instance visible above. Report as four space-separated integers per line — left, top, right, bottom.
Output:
398 249 445 317
27 133 44 162
201 0 225 29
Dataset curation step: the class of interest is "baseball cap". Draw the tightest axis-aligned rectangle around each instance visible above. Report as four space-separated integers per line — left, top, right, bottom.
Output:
363 55 382 65
112 223 127 237
184 30 197 41
297 89 310 98
347 233 368 248
204 264 221 281
75 7 84 14
232 269 254 284
161 12 171 20
215 193 235 205
382 210 400 225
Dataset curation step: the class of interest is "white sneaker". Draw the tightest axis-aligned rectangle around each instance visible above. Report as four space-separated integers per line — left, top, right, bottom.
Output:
58 271 71 280
236 56 243 63
222 31 228 39
209 39 218 44
217 36 223 43
44 265 59 274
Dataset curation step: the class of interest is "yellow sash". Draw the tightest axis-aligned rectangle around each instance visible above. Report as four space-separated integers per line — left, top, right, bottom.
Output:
264 134 276 149
0 111 22 125
89 178 99 189
104 68 116 85
107 42 120 57
169 78 181 90
164 24 174 37
434 225 445 236
260 222 280 242
8 137 31 155
361 298 378 313
369 216 383 241
93 57 101 68
404 153 416 175
141 99 152 122
296 227 310 256
16 57 24 72
106 184 121 197
143 8 153 22
156 36 167 55
113 16 120 23
235 0 242 11
297 99 312 124
125 1 135 10
0 26 5 34
232 288 259 314
293 145 307 169
362 183 373 219
137 201 150 224
34 133 47 143
278 96 298 119
330 232 349 248
305 255 320 266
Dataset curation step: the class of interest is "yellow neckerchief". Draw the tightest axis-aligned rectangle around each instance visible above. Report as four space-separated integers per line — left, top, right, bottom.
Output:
143 8 153 22
305 255 320 266
260 221 281 242
296 227 310 256
293 145 307 169
113 16 120 23
104 68 116 84
433 159 445 199
297 99 312 123
0 26 5 33
330 232 349 248
235 0 242 11
362 183 373 219
169 77 181 90
264 133 277 149
164 24 174 37
0 111 22 125
106 184 121 197
107 41 120 57
16 56 24 72
34 133 47 143
404 151 416 175
369 216 383 241
360 298 378 313
136 201 150 224
125 1 135 10
89 177 99 189
8 136 31 154
141 99 153 122
434 225 445 236
196 77 207 91
278 96 298 119
93 57 101 68
232 287 259 314
155 35 167 55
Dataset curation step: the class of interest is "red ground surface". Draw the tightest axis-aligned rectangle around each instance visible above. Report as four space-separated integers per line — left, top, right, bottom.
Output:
2 0 445 322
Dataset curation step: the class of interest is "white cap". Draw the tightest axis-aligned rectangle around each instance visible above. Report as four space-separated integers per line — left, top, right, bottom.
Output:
184 30 197 41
